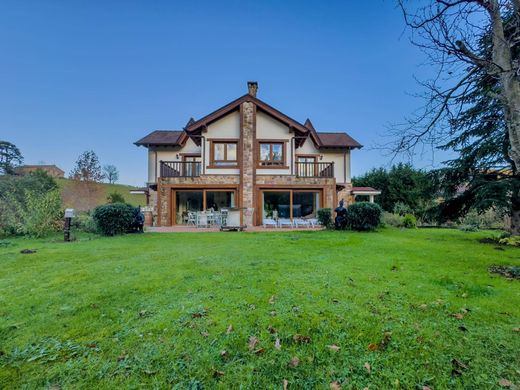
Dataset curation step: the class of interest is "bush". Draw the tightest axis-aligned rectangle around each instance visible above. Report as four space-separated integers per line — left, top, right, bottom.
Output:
346 202 383 231
22 189 63 237
499 236 520 247
72 212 98 233
383 212 402 227
107 191 125 204
317 208 333 229
459 224 479 232
92 203 134 236
401 213 417 229
393 202 413 216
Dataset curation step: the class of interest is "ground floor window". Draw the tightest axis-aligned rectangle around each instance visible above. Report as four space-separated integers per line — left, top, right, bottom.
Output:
174 189 236 224
262 190 321 221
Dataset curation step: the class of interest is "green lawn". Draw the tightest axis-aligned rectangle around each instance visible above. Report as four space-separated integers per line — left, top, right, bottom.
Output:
0 228 519 389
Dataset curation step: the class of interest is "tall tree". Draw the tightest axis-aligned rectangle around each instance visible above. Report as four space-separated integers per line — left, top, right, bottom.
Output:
103 164 119 184
396 1 520 234
69 150 105 182
0 141 23 174
353 163 436 213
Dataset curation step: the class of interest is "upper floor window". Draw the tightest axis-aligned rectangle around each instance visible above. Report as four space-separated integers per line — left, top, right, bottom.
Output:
259 141 285 167
210 140 238 167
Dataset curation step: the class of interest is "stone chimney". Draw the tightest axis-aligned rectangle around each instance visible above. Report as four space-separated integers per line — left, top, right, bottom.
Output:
247 81 258 97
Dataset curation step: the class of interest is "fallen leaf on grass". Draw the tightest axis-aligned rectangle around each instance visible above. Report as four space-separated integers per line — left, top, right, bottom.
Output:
267 324 278 334
453 313 465 320
275 338 281 350
419 304 428 310
328 344 340 352
226 325 233 334
422 386 432 390
513 327 520 333
248 336 258 351
219 350 228 358
293 334 311 344
498 378 517 388
283 379 288 389
330 381 341 389
213 369 224 378
254 348 265 354
269 295 276 304
451 358 468 376
368 343 378 352
289 357 300 368
201 331 209 338
270 310 277 316
364 362 371 374
380 332 392 350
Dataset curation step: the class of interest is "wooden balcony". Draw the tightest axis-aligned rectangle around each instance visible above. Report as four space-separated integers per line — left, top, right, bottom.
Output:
295 161 334 178
160 161 201 178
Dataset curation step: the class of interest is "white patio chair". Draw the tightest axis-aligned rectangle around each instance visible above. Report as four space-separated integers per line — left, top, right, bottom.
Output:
293 218 310 228
187 211 196 226
278 218 293 228
196 212 209 228
263 218 278 228
307 218 321 228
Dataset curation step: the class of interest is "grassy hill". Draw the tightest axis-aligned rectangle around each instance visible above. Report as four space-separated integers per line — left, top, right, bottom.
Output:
57 178 146 211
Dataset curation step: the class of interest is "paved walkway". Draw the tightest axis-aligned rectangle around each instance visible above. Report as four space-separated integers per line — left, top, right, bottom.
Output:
146 225 324 233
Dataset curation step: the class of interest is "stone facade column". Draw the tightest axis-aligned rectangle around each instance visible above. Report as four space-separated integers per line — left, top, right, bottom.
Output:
240 101 256 226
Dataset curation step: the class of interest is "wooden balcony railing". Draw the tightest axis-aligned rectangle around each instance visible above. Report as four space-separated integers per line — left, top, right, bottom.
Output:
160 161 201 178
295 161 334 178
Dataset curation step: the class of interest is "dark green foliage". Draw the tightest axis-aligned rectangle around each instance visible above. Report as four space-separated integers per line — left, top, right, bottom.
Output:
317 208 332 228
346 202 383 231
106 191 125 204
0 141 23 174
401 214 417 229
72 212 98 233
353 163 435 214
92 203 134 236
0 171 61 237
431 25 520 233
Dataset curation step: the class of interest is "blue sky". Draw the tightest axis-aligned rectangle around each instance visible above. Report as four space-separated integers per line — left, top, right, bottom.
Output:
0 0 439 186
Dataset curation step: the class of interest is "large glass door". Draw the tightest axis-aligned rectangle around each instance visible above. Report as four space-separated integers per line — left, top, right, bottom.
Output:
261 190 321 223
175 191 203 224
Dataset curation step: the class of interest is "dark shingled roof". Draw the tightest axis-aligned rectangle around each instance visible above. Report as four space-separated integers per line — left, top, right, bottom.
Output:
134 130 184 146
317 132 362 149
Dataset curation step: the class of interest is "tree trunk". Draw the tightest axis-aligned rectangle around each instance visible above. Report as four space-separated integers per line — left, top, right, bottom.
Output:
511 194 520 236
489 0 520 169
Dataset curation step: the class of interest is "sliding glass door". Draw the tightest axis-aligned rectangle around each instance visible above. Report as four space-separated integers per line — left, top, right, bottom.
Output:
172 189 237 224
261 190 321 222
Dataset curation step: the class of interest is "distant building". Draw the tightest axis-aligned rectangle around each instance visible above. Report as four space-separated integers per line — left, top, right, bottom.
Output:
15 164 65 178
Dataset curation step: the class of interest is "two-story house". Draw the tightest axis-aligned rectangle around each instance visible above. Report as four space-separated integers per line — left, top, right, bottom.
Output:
135 82 379 227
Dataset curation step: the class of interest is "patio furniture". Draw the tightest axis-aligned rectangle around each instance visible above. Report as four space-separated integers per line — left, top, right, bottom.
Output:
187 211 197 226
263 218 278 228
220 208 246 231
196 212 209 228
278 218 293 228
307 218 321 228
293 218 310 228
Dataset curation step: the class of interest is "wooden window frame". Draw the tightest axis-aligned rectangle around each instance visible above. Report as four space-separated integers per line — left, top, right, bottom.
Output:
208 139 239 168
257 139 288 169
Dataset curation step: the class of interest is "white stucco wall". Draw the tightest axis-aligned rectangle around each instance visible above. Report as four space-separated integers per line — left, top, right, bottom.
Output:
203 110 240 175
256 111 292 175
148 138 202 183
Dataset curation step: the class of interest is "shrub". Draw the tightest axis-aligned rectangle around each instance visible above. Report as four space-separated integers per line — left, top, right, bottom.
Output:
21 189 63 238
499 236 520 247
72 212 98 233
92 203 134 236
107 191 125 204
401 213 417 229
317 208 333 229
383 212 402 227
459 224 479 232
393 202 413 216
346 202 383 231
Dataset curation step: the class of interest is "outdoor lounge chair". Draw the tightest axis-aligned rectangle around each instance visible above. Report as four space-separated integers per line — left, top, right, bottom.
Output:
263 218 278 228
307 218 321 228
293 218 310 228
278 218 293 228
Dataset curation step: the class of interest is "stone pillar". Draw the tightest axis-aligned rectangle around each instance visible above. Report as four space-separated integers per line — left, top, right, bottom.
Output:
240 101 256 226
